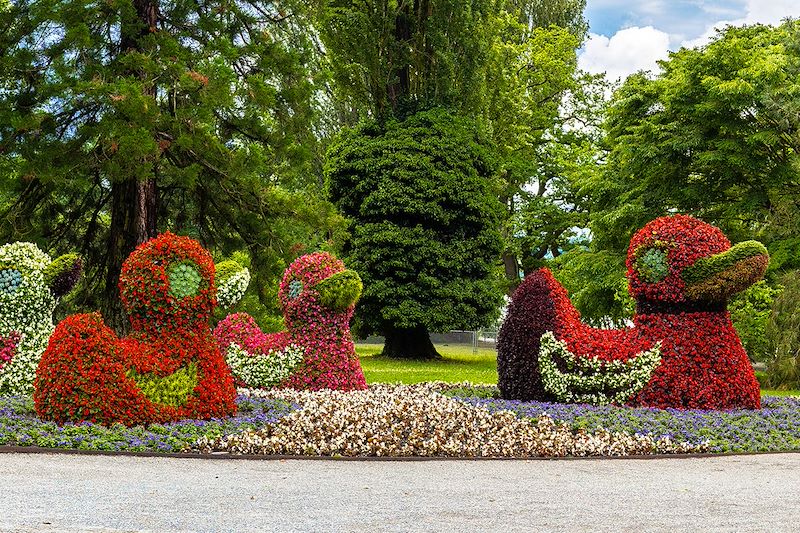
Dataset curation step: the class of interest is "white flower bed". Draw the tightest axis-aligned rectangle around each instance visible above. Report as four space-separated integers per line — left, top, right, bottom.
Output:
217 268 250 308
0 243 59 395
192 383 705 457
538 332 662 405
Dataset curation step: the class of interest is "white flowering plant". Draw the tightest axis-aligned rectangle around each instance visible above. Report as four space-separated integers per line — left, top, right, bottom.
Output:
0 242 82 395
226 342 304 389
215 260 251 308
538 332 662 406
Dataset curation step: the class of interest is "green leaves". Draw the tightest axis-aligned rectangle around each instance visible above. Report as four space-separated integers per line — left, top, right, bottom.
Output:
327 108 504 335
42 252 82 298
0 0 328 328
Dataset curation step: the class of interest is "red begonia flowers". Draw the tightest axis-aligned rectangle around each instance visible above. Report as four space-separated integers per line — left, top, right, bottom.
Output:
35 233 237 426
215 251 367 391
498 215 767 410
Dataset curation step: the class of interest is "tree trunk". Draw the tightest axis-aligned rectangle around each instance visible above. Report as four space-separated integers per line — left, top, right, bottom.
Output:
104 178 157 332
103 0 160 333
387 2 412 113
382 325 441 359
499 192 520 292
502 251 520 290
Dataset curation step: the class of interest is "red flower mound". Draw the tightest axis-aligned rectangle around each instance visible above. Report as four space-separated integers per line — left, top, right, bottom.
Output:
35 233 237 426
498 214 766 410
214 252 367 391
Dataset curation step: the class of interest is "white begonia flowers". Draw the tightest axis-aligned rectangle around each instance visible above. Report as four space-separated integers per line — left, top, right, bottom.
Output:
225 343 304 389
538 332 662 406
0 242 82 395
215 260 251 309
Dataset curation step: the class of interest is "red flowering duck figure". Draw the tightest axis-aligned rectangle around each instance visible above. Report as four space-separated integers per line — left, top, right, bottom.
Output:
34 233 243 426
214 252 367 391
497 215 767 410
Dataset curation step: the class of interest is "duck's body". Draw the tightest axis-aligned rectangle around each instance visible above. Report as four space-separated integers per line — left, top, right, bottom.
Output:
632 307 760 409
215 252 367 391
35 233 238 426
498 215 766 409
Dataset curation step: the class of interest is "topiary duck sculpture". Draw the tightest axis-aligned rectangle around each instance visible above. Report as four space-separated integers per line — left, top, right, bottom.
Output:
0 242 82 395
497 215 767 410
34 233 248 426
214 251 367 391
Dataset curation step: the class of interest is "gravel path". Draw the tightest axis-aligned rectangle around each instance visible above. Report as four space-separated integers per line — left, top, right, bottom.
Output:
1 452 798 532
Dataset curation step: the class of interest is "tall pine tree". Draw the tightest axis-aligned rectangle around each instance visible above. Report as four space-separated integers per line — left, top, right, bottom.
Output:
0 0 330 329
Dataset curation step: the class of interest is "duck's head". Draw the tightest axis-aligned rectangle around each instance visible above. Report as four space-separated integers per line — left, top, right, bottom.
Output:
120 232 218 332
278 252 362 323
626 215 768 305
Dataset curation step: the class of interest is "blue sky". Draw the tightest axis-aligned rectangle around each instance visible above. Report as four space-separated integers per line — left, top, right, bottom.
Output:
579 0 800 80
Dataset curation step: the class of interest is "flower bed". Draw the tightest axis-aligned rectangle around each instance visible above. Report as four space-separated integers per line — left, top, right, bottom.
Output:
457 391 800 453
192 384 702 457
2 383 798 456
0 394 292 453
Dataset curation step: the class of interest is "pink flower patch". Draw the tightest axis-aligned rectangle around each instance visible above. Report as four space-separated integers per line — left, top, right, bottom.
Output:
0 331 20 371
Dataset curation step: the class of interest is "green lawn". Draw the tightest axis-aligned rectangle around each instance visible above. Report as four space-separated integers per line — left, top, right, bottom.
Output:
357 343 800 397
357 343 497 384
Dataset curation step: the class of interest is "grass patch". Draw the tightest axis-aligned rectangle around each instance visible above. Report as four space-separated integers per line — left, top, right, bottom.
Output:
358 344 800 397
357 343 497 384
761 389 800 397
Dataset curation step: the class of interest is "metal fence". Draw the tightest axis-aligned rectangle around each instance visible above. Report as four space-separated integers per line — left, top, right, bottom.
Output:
357 330 498 354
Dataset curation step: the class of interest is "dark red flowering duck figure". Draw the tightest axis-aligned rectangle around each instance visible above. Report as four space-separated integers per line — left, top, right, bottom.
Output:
34 233 240 426
497 215 767 410
215 252 367 391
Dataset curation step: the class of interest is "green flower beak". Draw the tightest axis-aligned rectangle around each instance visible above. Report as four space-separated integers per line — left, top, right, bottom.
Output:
314 270 363 311
682 241 769 302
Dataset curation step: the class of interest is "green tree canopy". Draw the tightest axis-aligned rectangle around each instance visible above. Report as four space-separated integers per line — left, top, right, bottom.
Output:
0 0 334 329
593 21 800 256
326 108 504 358
554 20 800 328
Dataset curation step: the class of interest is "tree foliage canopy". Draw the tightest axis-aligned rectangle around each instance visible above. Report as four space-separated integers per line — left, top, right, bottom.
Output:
326 108 504 353
555 20 800 325
0 0 336 328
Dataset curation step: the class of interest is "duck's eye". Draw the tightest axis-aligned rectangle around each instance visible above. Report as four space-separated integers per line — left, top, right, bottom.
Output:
167 262 202 299
635 247 669 283
288 279 303 299
0 268 22 295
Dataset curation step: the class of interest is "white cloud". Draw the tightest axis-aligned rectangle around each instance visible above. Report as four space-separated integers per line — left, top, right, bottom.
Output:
682 0 800 48
578 26 671 82
745 0 800 24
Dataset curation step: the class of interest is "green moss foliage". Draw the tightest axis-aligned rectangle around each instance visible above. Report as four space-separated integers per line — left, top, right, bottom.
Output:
215 260 244 286
42 253 82 298
315 271 362 311
126 363 199 408
682 241 768 285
